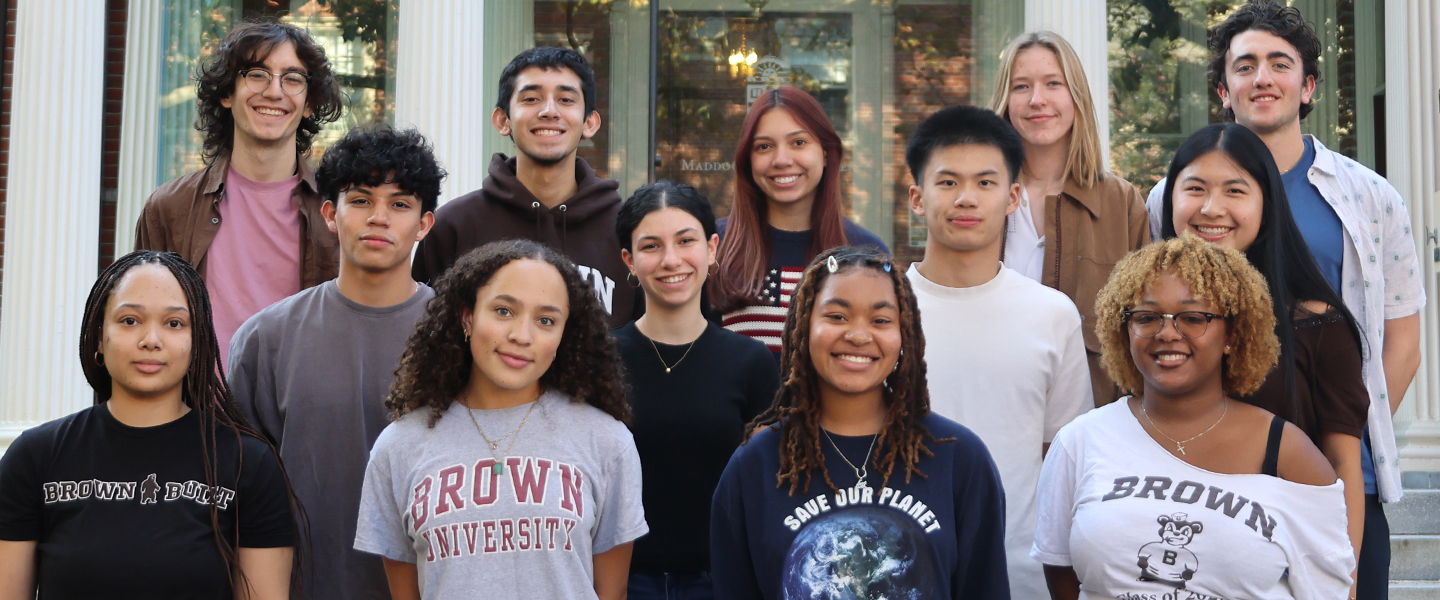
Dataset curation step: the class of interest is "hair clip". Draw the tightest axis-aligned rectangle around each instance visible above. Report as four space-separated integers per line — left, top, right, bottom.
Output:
826 256 839 273
882 261 892 273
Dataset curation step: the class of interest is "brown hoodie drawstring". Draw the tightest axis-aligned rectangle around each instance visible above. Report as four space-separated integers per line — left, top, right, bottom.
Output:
558 204 568 253
531 201 542 240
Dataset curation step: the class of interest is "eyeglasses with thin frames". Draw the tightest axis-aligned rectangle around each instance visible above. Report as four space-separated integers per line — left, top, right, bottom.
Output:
238 69 309 96
1122 310 1225 339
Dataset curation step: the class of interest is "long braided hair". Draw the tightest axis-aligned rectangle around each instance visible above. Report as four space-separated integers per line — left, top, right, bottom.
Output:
78 250 306 595
746 246 951 496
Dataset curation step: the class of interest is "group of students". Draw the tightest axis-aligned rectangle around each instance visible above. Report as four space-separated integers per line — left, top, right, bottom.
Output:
0 2 1427 599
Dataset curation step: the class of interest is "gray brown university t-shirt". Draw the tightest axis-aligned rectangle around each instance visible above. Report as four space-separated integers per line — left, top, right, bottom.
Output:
355 391 647 600
229 280 434 600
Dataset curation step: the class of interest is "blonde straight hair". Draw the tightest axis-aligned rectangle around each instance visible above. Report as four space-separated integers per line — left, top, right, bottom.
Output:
988 30 1103 188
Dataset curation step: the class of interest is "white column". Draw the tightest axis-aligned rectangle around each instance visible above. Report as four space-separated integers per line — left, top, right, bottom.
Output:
1025 0 1109 166
394 0 489 204
114 0 164 258
1387 0 1440 472
0 0 107 451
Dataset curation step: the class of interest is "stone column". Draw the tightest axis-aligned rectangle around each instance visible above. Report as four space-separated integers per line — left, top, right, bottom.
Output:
1387 0 1440 472
394 0 489 204
1025 0 1109 166
113 0 164 258
0 0 107 450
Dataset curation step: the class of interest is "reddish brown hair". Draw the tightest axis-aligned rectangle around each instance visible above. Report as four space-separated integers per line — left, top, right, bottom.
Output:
711 86 849 313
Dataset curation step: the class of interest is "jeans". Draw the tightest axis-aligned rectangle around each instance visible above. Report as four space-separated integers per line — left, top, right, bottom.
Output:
1356 493 1390 600
627 572 716 600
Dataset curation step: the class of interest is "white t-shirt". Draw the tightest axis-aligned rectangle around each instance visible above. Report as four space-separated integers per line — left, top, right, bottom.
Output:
1004 188 1047 282
1032 400 1354 600
906 264 1093 600
355 391 648 600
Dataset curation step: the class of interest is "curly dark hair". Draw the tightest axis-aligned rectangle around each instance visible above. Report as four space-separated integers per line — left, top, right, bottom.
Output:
79 251 307 595
1209 1 1322 121
386 239 630 426
495 46 597 117
193 20 344 163
316 124 447 214
746 246 952 496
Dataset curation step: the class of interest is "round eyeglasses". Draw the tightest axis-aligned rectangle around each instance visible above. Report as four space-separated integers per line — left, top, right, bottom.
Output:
1122 310 1225 339
239 69 309 96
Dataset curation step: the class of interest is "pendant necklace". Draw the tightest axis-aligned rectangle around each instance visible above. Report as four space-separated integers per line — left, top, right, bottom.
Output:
648 336 697 374
1142 397 1228 456
822 427 878 481
465 394 540 475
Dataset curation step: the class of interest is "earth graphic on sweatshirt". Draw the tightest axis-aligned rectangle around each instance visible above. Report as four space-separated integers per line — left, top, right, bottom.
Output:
781 505 943 599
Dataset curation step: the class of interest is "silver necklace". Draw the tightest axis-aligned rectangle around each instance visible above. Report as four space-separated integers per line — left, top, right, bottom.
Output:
464 396 539 475
1142 398 1228 456
822 428 878 481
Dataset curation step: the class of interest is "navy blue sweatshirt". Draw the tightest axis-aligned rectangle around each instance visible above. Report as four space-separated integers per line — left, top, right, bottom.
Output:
710 413 1010 599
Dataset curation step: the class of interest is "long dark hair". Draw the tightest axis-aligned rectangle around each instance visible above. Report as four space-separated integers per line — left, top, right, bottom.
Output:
386 239 630 425
78 250 306 595
711 86 850 313
746 246 950 496
193 20 344 162
1159 123 1362 418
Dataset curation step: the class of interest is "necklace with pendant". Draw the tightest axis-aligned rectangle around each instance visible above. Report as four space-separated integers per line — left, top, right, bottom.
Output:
1142 397 1228 456
465 395 539 475
648 336 697 374
822 427 877 481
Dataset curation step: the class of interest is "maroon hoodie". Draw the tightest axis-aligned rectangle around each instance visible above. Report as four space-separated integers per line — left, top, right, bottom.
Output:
412 153 639 327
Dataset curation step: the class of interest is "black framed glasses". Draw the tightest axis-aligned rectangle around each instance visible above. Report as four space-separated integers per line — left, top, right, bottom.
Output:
239 69 309 96
1123 310 1225 339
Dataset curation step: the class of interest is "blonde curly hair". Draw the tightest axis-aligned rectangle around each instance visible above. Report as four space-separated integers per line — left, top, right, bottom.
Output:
1095 233 1279 396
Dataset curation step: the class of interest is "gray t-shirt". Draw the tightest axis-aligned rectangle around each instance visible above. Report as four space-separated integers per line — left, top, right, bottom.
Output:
229 280 434 600
355 391 647 599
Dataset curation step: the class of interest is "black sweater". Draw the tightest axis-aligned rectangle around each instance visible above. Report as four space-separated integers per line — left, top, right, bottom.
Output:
613 321 780 575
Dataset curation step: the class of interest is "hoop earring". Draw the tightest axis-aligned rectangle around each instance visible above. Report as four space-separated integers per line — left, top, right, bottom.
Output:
463 329 470 342
627 272 641 288
94 350 104 366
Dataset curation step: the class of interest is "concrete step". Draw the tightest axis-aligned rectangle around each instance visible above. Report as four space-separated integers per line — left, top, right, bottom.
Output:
1391 535 1440 581
1390 489 1440 535
1389 580 1440 600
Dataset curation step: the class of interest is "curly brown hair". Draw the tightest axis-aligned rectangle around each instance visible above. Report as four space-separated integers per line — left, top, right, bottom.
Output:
1094 234 1279 397
746 246 951 496
193 20 344 163
386 239 630 426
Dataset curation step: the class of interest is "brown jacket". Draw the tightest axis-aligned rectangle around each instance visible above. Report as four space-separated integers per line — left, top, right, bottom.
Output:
1036 172 1150 405
134 153 339 289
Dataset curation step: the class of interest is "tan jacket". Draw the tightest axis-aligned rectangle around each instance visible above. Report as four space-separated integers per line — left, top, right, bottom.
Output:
1036 172 1150 405
134 153 339 289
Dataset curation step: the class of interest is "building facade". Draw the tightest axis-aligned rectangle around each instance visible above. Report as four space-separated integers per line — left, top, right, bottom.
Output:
0 0 1436 477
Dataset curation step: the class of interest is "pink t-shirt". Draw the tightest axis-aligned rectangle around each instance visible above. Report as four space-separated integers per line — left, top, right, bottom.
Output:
206 167 303 365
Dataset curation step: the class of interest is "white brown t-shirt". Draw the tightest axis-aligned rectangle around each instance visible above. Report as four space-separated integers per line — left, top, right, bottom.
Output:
355 391 647 599
1032 400 1354 600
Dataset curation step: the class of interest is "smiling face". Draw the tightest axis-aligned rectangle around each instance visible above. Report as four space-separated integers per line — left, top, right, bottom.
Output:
808 269 902 400
492 66 601 166
100 264 194 402
1170 150 1263 252
622 207 719 313
749 108 827 216
909 143 1020 257
324 179 435 274
1219 29 1315 135
463 259 570 395
1129 271 1230 398
1005 46 1076 149
221 41 312 151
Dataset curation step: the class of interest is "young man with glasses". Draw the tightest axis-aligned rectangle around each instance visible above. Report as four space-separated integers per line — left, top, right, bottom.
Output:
903 105 1092 600
410 47 638 327
136 21 345 363
1142 5 1425 595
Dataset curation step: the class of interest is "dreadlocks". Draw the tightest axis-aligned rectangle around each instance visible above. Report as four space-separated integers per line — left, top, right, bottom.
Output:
746 246 952 496
78 250 307 596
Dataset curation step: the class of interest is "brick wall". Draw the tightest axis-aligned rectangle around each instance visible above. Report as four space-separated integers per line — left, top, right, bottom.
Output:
100 0 126 272
0 0 15 309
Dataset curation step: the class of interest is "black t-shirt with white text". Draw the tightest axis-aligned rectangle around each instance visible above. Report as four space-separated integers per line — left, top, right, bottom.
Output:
0 403 294 599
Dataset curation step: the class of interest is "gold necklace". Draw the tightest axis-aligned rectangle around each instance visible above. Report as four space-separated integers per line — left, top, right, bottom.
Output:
464 395 539 475
1142 397 1228 456
648 336 697 374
